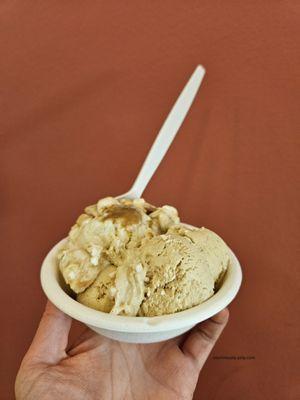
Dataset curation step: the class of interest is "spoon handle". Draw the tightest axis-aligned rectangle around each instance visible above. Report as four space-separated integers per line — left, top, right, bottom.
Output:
130 65 205 198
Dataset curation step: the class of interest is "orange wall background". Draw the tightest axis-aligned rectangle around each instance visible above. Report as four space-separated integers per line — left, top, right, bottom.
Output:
1 2 299 399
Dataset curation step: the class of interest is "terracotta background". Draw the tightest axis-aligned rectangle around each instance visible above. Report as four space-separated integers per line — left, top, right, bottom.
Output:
1 2 299 399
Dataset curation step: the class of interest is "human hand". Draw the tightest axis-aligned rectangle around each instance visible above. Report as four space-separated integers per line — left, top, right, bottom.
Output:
15 302 229 400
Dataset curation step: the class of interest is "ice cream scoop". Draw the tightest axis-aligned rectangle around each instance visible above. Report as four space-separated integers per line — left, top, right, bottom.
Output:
73 208 230 317
58 197 180 295
58 193 231 317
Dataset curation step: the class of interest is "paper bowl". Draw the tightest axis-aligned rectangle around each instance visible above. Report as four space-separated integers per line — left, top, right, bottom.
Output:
40 236 242 343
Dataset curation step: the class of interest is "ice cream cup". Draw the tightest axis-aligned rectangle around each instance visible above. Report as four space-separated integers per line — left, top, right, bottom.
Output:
41 234 242 344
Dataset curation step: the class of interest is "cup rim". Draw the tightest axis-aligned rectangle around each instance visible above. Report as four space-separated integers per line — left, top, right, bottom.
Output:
40 237 242 333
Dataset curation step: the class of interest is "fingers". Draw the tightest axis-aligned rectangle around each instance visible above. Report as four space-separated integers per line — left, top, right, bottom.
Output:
182 308 229 370
68 329 111 356
25 301 72 365
67 328 97 355
67 326 92 351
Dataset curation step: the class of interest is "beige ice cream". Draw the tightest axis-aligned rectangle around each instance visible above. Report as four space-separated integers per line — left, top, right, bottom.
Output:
59 197 230 316
139 226 229 316
77 264 117 313
58 197 179 294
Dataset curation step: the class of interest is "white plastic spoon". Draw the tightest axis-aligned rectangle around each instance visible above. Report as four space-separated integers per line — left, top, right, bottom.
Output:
117 65 205 200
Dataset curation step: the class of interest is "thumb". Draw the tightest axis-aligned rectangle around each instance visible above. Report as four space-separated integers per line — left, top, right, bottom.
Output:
182 308 229 370
25 301 72 365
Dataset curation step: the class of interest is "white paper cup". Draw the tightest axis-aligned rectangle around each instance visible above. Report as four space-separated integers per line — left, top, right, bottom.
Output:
40 236 242 343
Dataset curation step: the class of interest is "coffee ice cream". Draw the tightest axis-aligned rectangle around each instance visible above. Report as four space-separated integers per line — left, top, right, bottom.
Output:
58 197 230 316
